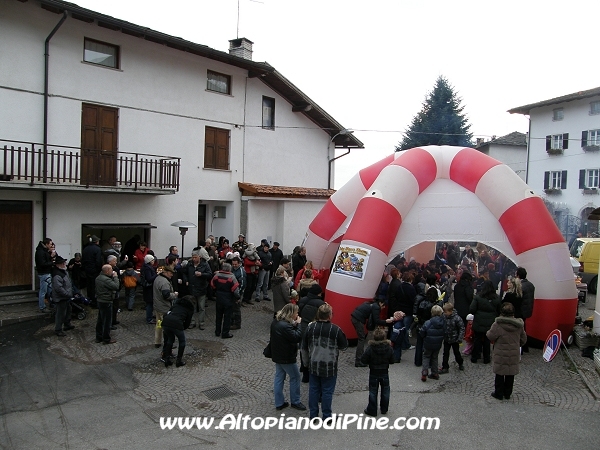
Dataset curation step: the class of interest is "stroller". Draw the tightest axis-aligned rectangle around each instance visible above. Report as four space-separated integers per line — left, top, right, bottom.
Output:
47 289 90 321
70 292 90 320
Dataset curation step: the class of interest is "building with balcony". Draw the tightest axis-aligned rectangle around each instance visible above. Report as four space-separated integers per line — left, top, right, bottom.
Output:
0 0 363 292
508 86 600 242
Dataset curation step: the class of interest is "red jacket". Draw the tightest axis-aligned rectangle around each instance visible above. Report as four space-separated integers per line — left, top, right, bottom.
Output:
243 256 262 274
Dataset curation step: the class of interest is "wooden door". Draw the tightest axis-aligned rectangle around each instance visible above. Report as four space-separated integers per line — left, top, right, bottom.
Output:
81 103 118 186
0 201 32 291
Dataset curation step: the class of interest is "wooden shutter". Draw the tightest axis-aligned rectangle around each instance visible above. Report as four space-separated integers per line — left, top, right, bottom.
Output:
544 171 550 189
563 133 569 150
582 131 588 147
546 135 551 151
204 127 229 170
579 169 586 189
561 170 567 189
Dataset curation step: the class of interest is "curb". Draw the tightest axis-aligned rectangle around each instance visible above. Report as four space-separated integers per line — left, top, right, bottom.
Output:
0 314 45 327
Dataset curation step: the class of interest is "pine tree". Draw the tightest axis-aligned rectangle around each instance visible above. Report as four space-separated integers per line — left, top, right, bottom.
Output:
396 76 473 150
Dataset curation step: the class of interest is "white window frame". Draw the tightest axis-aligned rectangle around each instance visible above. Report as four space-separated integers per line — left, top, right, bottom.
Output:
588 129 600 147
553 108 564 121
550 171 562 189
586 169 599 189
591 101 600 115
551 134 564 150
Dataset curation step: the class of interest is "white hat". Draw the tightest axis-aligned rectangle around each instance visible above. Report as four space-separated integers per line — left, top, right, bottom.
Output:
144 254 155 264
466 314 474 321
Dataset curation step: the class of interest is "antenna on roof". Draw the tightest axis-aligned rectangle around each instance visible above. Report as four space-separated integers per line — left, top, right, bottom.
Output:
237 0 264 39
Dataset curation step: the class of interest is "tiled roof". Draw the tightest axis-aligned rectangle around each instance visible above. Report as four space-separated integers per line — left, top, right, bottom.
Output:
508 86 600 115
476 131 527 149
238 183 335 199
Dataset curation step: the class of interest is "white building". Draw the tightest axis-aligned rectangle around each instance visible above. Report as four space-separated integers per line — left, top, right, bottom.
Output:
475 131 527 181
509 86 600 240
0 0 363 292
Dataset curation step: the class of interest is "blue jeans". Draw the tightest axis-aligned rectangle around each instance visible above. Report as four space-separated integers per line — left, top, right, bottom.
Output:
401 315 414 350
255 269 270 299
125 288 136 310
95 302 113 342
365 373 390 415
38 273 52 310
309 374 337 419
274 363 301 407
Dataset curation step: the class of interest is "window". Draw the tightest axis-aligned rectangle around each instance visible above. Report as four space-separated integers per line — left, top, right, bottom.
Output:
204 126 229 170
579 169 599 189
84 38 119 68
207 70 231 95
544 170 567 190
545 133 569 151
262 96 275 130
582 129 600 147
553 108 564 121
591 101 600 115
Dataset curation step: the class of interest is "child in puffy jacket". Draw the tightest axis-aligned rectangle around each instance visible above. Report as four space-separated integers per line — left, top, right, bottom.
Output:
440 303 465 373
419 305 445 381
462 314 475 356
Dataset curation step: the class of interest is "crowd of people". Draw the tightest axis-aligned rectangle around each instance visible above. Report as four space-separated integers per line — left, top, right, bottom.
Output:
35 236 534 419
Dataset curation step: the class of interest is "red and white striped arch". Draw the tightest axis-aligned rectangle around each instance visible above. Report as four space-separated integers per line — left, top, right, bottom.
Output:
304 146 578 341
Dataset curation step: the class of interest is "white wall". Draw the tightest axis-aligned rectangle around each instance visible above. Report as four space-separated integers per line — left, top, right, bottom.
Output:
0 0 335 273
485 145 527 181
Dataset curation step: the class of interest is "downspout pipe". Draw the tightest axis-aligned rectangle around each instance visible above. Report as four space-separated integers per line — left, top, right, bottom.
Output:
43 11 68 237
328 148 350 190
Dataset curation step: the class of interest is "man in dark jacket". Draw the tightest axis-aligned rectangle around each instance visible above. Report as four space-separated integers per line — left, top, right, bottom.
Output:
161 295 195 368
35 238 55 312
269 242 284 288
298 284 325 382
211 262 240 339
183 248 212 330
52 256 74 336
516 266 535 352
351 299 392 367
255 243 273 301
82 235 103 305
270 303 305 411
301 303 348 420
360 328 395 416
95 264 120 344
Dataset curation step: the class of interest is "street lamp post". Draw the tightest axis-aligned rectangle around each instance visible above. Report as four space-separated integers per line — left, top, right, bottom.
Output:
170 221 197 259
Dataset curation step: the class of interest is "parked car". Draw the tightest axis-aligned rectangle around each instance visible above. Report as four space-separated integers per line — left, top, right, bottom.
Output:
569 238 600 293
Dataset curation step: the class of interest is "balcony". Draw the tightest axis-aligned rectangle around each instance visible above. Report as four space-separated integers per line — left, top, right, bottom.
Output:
0 140 179 194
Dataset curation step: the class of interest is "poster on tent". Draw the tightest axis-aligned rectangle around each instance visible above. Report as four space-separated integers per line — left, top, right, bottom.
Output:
333 245 371 279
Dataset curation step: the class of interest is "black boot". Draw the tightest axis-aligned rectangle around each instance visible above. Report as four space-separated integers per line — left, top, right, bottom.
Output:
176 359 186 367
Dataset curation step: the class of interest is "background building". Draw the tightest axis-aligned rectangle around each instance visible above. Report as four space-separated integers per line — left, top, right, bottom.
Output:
509 86 600 242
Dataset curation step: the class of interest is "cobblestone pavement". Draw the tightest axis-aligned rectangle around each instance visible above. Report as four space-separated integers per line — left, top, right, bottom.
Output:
33 291 600 419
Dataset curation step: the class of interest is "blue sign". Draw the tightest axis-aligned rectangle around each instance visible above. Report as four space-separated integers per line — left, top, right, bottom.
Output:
543 329 562 362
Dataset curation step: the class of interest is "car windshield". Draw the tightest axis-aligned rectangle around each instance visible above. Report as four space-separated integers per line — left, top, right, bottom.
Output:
570 239 585 258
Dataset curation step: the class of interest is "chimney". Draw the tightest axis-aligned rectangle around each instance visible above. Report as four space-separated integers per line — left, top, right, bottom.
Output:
229 38 253 60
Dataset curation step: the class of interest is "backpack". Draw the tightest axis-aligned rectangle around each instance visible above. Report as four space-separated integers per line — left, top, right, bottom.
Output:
123 273 138 289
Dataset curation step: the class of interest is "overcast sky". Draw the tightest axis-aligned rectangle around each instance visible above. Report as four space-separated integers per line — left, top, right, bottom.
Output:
72 0 599 188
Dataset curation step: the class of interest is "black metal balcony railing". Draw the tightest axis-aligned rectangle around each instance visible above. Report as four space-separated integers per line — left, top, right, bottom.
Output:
0 140 180 191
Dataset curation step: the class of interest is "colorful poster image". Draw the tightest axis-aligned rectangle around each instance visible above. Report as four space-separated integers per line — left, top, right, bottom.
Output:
333 246 370 279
